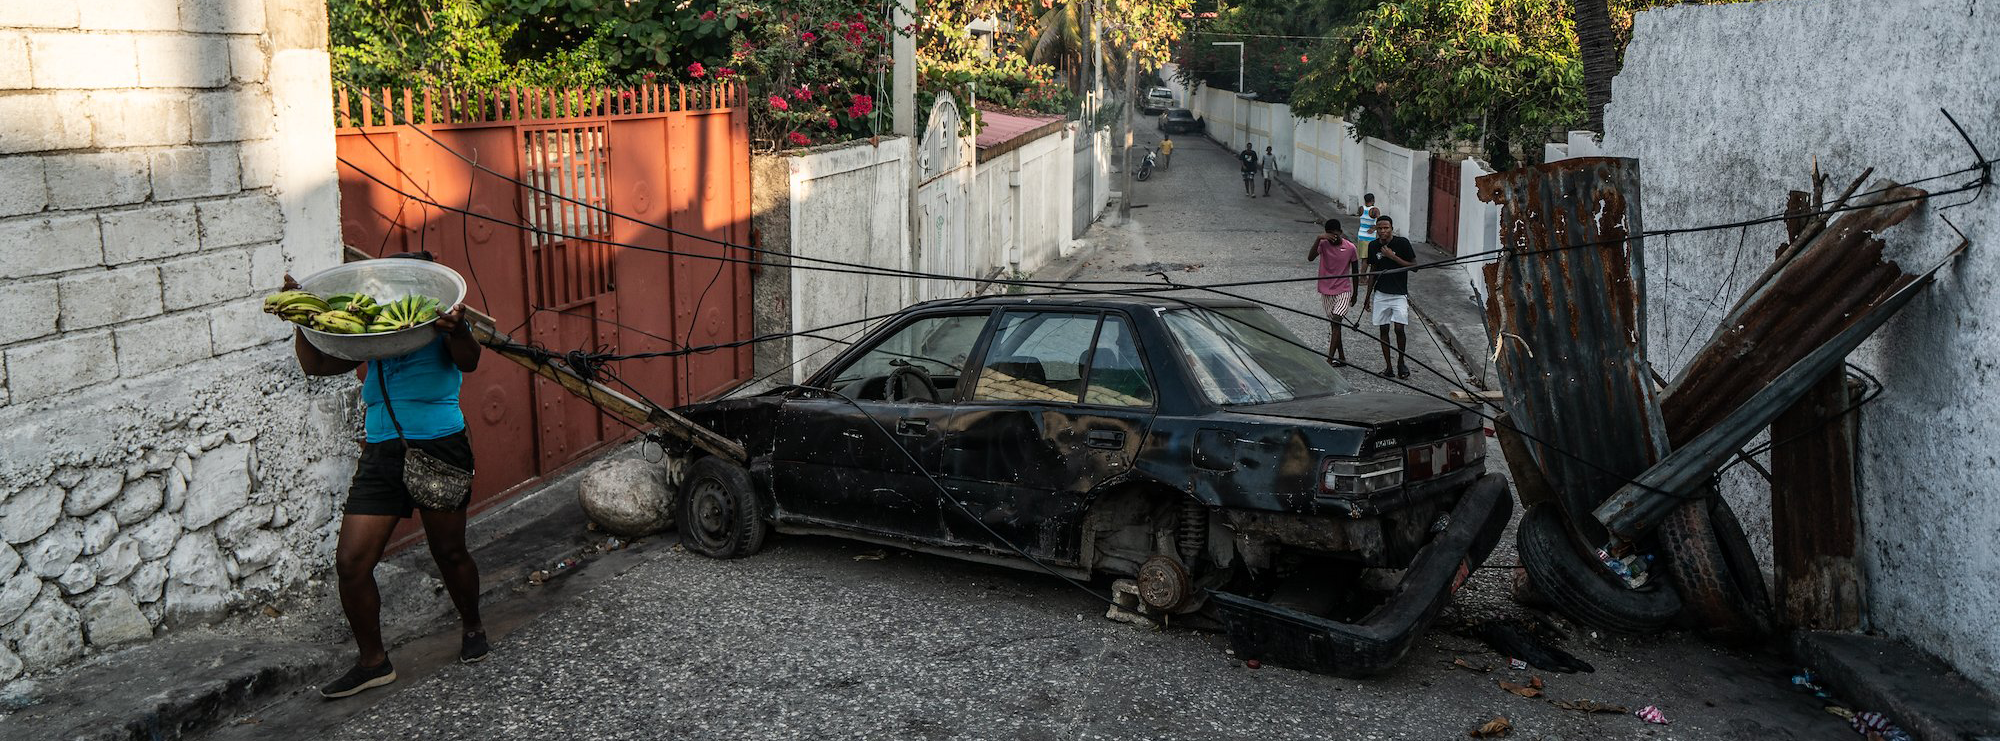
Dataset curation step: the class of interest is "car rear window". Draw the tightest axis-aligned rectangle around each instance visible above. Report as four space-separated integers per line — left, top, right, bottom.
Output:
1162 307 1353 405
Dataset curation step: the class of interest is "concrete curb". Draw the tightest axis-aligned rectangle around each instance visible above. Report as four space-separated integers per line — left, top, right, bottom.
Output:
1793 631 2000 740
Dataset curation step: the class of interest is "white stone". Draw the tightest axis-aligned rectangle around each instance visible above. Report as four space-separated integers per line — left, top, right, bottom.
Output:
28 32 138 88
81 0 182 31
82 588 150 646
64 469 125 520
112 476 165 525
196 194 283 248
159 249 251 310
577 458 675 537
57 266 163 331
232 530 281 568
214 503 270 546
52 469 84 489
127 559 166 604
130 511 180 560
44 151 152 210
227 36 265 83
0 542 16 580
191 90 273 143
163 530 229 623
0 92 93 154
115 311 214 378
181 0 265 34
0 485 64 544
22 522 82 578
86 90 191 148
164 466 188 513
3 330 117 402
57 562 94 594
135 35 229 87
100 203 199 264
150 145 242 202
208 296 290 353
0 642 20 683
0 32 25 89
0 214 103 279
0 278 59 346
247 240 287 288
0 4 77 29
0 155 47 217
182 443 250 530
79 511 117 556
238 139 277 189
92 537 140 585
0 572 39 625
4 585 83 671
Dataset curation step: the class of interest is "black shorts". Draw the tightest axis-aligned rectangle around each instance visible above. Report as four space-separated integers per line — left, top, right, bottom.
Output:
346 432 475 518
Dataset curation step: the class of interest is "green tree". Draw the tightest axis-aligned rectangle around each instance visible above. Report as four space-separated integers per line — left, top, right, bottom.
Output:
1289 0 1582 168
329 0 610 89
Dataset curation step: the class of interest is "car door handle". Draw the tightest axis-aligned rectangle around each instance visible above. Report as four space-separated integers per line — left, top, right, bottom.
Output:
896 418 929 437
1086 430 1126 449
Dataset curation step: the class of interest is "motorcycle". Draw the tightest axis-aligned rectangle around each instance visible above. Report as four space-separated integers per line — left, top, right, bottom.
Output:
1136 148 1157 181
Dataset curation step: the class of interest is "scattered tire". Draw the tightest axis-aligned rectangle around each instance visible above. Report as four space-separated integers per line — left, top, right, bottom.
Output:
1656 492 1775 642
676 456 767 559
1515 503 1682 633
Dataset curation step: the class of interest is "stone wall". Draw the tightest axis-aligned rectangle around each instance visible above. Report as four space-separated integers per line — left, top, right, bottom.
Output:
0 0 347 680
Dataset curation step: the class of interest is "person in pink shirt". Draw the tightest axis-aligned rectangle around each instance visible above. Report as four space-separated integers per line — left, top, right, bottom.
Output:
1307 218 1359 366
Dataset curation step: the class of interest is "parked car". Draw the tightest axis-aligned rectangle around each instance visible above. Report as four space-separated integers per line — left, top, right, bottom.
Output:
1143 86 1176 113
1158 108 1205 135
669 295 1511 676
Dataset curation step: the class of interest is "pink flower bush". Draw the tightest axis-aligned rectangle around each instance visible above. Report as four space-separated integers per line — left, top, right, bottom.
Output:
788 132 810 146
800 31 817 42
846 94 873 119
700 10 717 21
688 62 706 78
714 67 736 78
792 86 812 101
768 95 789 110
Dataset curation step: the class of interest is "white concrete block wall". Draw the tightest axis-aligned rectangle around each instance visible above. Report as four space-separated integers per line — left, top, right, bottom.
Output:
1601 0 2000 692
786 138 913 379
0 0 349 680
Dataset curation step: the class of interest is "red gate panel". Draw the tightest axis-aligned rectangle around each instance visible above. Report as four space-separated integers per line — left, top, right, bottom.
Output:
1428 158 1462 255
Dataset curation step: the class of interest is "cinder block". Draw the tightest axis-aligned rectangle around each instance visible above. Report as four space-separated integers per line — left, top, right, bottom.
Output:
0 4 78 29
0 278 59 346
195 193 281 248
57 265 163 331
135 35 228 88
3 330 116 402
190 90 272 143
208 296 287 353
0 93 94 154
149 145 240 202
29 33 139 89
247 241 285 288
80 0 182 31
99 203 199 264
0 156 48 217
45 152 151 210
180 0 264 34
114 311 212 378
86 90 191 148
237 140 275 189
158 248 249 309
226 36 264 83
0 33 30 89
0 214 102 279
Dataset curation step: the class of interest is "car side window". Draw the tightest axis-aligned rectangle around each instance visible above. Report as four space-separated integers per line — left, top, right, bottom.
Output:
830 313 988 400
971 311 1100 403
1082 315 1153 407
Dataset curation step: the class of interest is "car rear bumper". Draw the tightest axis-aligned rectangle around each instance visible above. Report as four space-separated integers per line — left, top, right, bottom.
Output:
1209 473 1512 677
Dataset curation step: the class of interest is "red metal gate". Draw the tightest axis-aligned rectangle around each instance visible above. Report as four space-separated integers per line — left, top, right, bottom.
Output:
1428 158 1462 255
333 86 753 541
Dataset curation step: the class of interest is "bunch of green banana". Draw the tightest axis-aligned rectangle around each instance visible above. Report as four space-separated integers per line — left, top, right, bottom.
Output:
311 310 368 334
369 295 444 332
263 290 330 326
325 292 380 321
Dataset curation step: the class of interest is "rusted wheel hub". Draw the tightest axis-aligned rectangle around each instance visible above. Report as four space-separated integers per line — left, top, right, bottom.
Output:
1137 555 1192 612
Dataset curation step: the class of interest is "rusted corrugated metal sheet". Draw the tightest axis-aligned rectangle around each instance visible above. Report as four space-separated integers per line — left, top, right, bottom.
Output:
1477 157 1669 543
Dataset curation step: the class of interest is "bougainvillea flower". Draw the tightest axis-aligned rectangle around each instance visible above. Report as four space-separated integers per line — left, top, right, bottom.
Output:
700 10 717 21
688 62 706 78
768 95 789 110
847 94 874 118
788 132 810 146
714 67 735 78
792 87 812 101
801 31 817 42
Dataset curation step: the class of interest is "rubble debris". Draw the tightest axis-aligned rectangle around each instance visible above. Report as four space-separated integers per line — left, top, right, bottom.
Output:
1497 679 1541 698
1634 705 1670 725
1468 716 1512 737
1471 620 1593 674
1450 657 1494 673
852 550 887 561
1551 699 1627 714
1849 711 1912 740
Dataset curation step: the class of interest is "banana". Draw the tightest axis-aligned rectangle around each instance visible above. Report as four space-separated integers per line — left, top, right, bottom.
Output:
311 310 367 334
325 292 379 319
263 290 329 314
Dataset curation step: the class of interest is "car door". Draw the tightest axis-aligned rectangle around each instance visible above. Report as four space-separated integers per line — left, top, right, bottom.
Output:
941 310 1158 563
772 311 991 542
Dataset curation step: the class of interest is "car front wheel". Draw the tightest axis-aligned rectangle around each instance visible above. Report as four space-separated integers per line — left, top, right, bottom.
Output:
677 456 768 559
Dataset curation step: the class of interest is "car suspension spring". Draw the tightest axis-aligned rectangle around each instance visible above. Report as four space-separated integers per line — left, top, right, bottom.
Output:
1177 500 1207 564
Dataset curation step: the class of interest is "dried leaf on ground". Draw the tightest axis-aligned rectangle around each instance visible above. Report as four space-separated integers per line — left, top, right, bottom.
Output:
1497 679 1543 698
1451 657 1494 672
1551 699 1628 714
1468 716 1512 737
1529 676 1544 689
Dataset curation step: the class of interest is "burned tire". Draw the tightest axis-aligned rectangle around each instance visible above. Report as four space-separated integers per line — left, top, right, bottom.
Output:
1656 493 1774 642
677 456 767 559
1516 504 1681 633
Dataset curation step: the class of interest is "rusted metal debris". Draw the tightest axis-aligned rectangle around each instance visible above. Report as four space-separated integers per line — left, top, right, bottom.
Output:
1477 157 1669 544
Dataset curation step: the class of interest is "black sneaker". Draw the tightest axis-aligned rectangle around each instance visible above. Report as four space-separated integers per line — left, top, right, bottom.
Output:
460 630 490 664
319 660 396 699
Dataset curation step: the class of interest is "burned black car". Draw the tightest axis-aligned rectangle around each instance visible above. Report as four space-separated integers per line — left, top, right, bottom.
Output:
670 296 1511 676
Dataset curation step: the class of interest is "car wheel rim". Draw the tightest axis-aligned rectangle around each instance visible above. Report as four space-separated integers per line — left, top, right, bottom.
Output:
689 477 732 548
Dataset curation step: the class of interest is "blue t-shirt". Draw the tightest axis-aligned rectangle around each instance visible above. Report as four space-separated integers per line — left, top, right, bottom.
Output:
362 337 466 443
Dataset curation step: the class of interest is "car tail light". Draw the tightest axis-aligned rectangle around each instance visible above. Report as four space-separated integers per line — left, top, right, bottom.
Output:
1322 454 1404 495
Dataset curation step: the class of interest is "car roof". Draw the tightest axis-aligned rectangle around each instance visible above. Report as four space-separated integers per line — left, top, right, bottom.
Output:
909 293 1258 312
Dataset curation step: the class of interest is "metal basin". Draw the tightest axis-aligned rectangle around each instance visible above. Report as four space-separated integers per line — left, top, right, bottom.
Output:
294 258 467 362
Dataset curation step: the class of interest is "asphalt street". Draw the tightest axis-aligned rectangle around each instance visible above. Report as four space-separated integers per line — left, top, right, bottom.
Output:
208 124 1856 741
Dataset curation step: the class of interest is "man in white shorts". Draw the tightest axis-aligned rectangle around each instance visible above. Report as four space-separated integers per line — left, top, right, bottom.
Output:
1361 215 1417 379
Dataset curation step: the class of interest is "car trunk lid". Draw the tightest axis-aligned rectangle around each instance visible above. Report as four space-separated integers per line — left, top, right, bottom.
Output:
1234 392 1478 455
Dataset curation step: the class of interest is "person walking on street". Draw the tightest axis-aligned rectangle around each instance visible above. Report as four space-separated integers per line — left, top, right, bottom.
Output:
1308 219 1359 366
1159 134 1174 169
1361 216 1417 379
1262 146 1277 196
1239 144 1258 196
290 253 490 699
1356 193 1378 262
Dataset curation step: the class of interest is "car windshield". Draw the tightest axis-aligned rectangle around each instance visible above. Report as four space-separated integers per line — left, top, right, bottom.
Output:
1162 307 1353 405
1166 110 1193 120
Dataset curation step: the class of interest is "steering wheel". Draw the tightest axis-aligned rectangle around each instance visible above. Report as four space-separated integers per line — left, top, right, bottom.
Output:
886 365 940 402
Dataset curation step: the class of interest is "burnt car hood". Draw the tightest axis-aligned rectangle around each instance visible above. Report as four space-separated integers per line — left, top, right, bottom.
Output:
1230 392 1478 452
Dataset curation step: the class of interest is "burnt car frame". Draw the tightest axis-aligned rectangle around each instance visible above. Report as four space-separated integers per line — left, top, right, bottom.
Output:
670 295 1511 676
